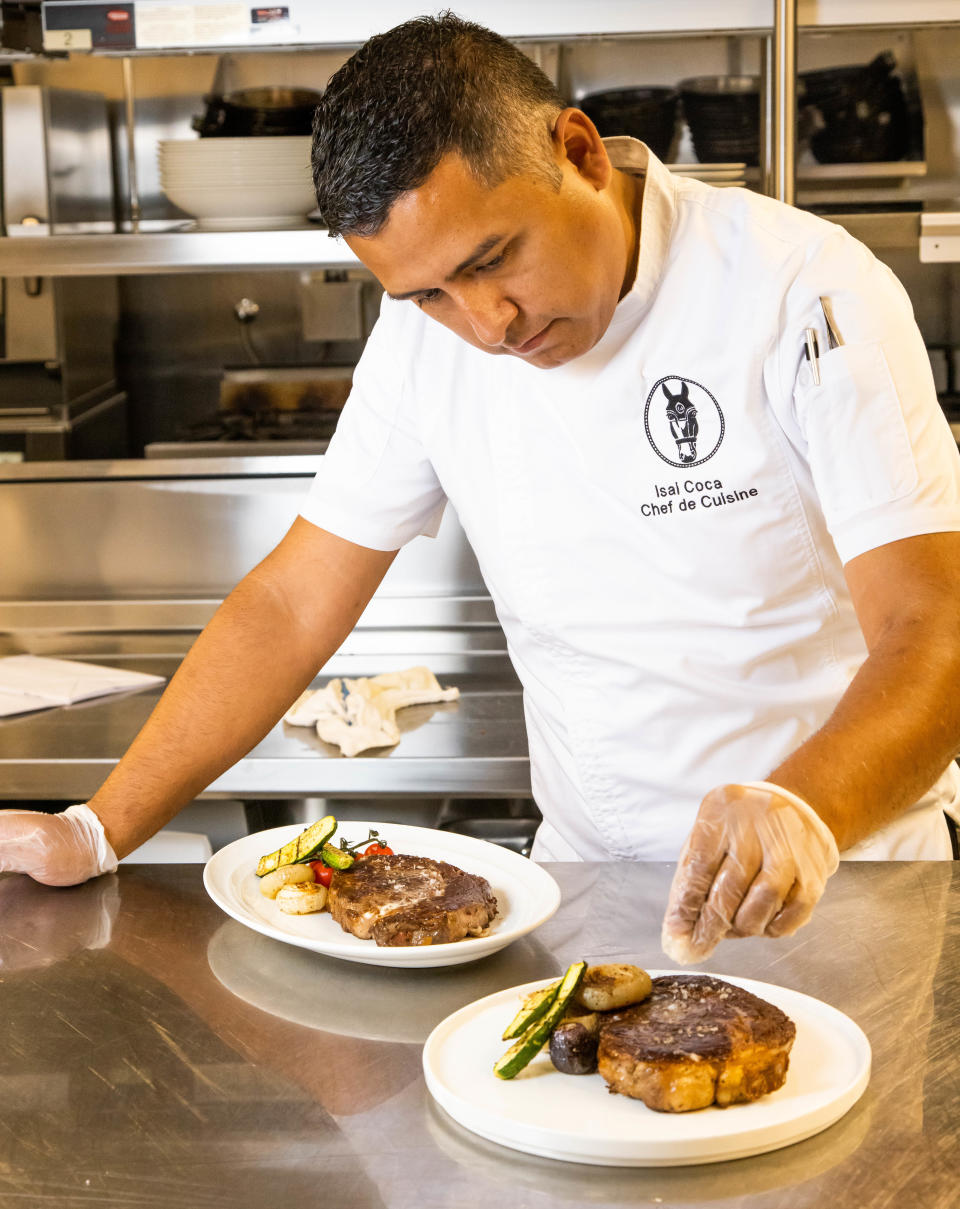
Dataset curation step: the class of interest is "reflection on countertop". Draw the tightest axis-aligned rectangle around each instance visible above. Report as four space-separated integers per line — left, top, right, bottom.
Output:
0 860 956 1208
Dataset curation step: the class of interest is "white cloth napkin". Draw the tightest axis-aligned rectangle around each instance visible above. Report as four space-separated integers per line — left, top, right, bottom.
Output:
0 655 165 718
284 665 460 757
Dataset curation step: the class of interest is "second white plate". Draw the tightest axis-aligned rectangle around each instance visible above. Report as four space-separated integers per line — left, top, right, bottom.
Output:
423 972 871 1166
203 821 561 968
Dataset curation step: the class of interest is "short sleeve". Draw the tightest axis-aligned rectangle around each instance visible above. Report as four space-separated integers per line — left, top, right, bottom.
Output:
782 228 960 564
298 298 447 551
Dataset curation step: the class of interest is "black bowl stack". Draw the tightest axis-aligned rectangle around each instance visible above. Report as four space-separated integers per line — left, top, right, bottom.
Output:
678 75 760 165
578 87 680 160
799 52 910 163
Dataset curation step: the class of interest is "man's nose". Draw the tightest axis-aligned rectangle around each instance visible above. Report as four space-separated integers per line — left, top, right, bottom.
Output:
457 283 518 347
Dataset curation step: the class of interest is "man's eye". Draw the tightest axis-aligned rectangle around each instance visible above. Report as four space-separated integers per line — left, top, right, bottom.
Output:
475 253 505 273
415 289 442 307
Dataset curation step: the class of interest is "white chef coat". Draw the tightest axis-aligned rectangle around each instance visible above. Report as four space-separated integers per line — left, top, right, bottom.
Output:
300 139 960 861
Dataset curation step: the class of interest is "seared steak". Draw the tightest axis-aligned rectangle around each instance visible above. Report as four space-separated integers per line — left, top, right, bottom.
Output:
327 852 498 946
597 975 796 1112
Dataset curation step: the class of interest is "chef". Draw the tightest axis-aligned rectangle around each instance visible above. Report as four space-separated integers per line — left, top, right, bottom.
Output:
3 14 960 964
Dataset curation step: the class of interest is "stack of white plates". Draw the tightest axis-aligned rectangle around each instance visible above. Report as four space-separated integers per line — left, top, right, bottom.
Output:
667 162 747 188
158 136 316 229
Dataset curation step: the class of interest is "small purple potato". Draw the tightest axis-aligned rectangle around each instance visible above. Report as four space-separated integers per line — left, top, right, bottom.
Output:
549 1018 599 1075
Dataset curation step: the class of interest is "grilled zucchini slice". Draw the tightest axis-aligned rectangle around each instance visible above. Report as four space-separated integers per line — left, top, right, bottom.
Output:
256 815 337 877
494 961 587 1080
501 980 561 1041
319 842 355 870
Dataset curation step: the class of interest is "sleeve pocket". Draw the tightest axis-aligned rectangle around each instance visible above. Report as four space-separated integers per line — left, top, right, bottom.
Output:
797 340 918 522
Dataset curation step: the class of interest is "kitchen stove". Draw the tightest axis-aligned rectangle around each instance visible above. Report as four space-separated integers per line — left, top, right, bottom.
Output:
144 404 340 458
144 364 350 458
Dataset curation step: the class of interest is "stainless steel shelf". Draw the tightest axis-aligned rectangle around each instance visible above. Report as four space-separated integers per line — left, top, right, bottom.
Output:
820 210 922 249
21 0 780 58
0 208 934 277
17 0 960 58
0 226 359 276
797 0 960 30
0 652 529 800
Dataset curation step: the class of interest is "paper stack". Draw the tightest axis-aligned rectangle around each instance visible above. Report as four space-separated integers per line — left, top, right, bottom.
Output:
0 655 165 719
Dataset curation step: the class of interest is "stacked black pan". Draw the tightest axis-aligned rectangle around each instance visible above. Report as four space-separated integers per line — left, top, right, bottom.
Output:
799 52 910 163
580 51 913 168
193 87 323 138
578 87 680 161
678 76 760 165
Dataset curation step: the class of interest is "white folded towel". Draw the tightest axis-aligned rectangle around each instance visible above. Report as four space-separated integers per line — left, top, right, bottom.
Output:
284 665 460 757
0 655 165 718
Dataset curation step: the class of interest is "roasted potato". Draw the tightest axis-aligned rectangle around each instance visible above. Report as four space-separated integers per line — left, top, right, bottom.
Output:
574 963 652 1012
276 881 328 914
259 862 316 899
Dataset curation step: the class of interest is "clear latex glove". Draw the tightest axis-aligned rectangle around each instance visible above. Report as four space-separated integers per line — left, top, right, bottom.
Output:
0 804 118 886
661 781 840 965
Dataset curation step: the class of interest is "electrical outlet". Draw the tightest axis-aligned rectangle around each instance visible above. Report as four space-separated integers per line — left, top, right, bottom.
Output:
300 275 365 342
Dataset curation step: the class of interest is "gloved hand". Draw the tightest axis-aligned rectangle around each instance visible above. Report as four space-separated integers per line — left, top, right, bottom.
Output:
0 804 118 886
661 781 840 965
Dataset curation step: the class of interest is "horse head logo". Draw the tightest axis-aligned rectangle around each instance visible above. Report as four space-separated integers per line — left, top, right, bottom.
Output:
662 379 699 463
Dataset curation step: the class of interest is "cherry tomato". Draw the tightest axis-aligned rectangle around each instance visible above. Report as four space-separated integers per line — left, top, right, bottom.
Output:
363 842 394 857
309 860 333 886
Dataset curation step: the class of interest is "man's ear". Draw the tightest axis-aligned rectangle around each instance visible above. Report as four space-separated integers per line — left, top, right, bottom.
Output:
552 107 612 190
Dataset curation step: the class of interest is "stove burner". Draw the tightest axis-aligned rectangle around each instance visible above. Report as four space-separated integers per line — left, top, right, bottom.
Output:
176 407 342 444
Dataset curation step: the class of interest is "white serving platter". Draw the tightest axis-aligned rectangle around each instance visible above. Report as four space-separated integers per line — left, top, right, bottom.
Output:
203 821 561 969
423 972 871 1167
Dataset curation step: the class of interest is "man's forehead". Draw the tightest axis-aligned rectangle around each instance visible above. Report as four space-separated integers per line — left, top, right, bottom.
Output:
347 157 550 294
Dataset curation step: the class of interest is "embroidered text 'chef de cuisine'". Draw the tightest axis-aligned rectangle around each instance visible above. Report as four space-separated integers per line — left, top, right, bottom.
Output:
641 479 760 517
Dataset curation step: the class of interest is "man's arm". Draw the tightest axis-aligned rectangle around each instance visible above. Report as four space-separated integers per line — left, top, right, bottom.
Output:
662 530 960 961
769 530 960 847
91 517 397 858
0 518 397 883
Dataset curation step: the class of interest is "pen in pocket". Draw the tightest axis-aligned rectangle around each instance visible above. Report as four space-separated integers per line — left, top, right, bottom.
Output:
819 296 843 349
804 327 821 386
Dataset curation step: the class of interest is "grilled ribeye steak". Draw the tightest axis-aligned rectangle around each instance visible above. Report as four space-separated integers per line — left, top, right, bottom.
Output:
327 852 498 946
597 975 796 1112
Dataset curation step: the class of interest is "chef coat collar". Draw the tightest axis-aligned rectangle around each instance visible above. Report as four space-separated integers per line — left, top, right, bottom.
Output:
602 137 677 321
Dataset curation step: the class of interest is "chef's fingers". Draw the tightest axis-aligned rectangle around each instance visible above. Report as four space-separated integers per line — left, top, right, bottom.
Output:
0 813 56 878
763 879 821 938
730 860 796 936
660 837 728 963
0 806 116 886
688 848 763 957
661 785 759 963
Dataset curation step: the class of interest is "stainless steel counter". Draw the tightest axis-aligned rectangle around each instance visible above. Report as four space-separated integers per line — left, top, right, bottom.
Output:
0 860 956 1207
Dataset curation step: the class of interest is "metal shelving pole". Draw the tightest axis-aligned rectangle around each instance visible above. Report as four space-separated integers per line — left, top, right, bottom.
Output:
121 57 141 233
772 0 798 205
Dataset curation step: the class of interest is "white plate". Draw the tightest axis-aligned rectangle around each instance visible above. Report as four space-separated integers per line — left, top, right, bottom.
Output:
158 136 311 154
423 972 871 1167
191 216 314 230
203 821 561 969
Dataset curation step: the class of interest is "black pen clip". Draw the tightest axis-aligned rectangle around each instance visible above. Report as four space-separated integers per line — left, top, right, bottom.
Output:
804 327 821 386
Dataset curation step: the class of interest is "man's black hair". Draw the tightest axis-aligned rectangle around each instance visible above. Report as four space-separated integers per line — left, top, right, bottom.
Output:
311 11 565 238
